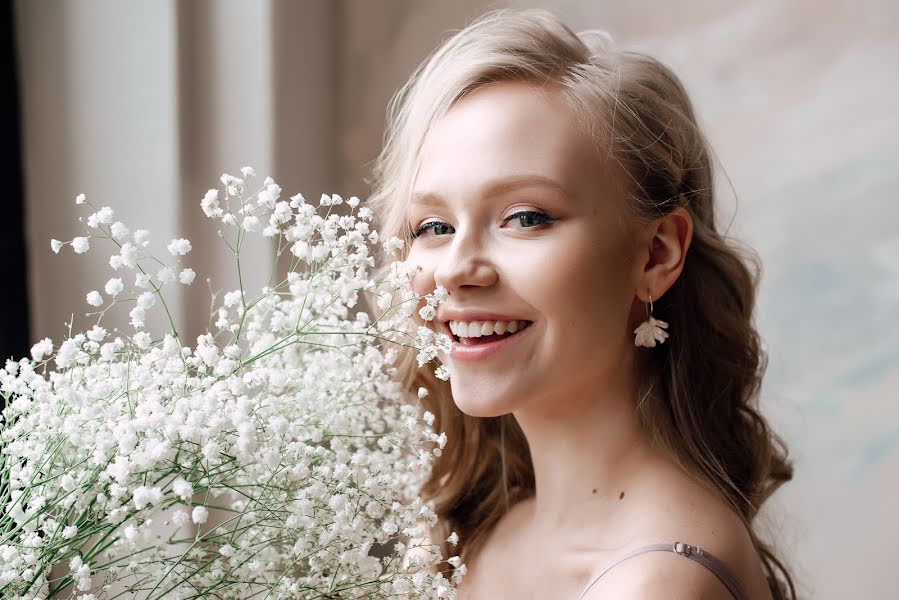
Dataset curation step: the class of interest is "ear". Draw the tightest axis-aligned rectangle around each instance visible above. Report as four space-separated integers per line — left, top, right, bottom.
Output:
636 207 693 302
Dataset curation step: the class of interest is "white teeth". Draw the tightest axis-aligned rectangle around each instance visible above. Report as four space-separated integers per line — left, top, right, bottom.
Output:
448 319 529 338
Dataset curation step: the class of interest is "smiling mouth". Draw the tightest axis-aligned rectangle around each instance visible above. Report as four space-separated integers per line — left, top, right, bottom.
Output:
449 321 534 346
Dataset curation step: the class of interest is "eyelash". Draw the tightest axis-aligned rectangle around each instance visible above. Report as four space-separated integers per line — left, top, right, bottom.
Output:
410 210 556 239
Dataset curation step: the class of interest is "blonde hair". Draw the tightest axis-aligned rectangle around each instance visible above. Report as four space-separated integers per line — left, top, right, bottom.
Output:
365 8 795 598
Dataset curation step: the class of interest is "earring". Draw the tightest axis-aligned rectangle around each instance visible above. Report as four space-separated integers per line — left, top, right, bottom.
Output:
634 292 669 348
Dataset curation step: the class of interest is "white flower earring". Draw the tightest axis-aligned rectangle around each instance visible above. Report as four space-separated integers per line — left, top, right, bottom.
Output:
634 292 669 348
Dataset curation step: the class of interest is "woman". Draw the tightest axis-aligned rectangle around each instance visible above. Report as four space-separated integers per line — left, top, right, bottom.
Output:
369 8 796 599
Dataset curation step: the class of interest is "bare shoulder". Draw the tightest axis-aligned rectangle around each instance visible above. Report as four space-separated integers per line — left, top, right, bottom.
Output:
585 463 773 599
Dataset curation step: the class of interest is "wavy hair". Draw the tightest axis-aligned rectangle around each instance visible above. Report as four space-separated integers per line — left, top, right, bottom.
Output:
365 8 796 598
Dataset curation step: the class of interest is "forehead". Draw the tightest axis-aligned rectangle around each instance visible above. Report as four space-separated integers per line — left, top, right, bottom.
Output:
411 80 607 203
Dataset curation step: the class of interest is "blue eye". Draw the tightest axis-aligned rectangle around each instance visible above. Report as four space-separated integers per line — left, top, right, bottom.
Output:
504 210 556 228
410 211 555 240
411 220 455 239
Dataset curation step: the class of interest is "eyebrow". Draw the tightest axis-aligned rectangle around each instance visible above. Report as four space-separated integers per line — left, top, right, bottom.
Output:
410 174 571 206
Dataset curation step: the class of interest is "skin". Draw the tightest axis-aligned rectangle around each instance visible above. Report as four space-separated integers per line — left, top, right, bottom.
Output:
404 81 772 599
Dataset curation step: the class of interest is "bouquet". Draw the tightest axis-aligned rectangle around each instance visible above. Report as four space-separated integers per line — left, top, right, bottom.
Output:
0 168 461 599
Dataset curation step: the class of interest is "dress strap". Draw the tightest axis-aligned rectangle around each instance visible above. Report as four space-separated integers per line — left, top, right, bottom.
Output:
576 541 749 600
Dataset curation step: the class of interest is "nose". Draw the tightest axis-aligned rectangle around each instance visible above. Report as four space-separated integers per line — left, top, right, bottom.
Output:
433 228 498 293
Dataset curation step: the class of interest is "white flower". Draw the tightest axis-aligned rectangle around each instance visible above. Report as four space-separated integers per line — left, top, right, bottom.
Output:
105 277 124 296
86 291 103 307
346 196 360 208
132 486 163 510
383 236 404 255
157 266 175 284
376 292 392 311
220 173 243 187
55 338 78 368
418 305 437 321
172 509 189 527
129 306 145 329
75 193 86 204
62 525 78 539
242 215 260 232
191 506 209 524
137 292 156 310
633 316 669 348
434 365 450 381
72 237 90 254
240 166 255 178
417 387 429 399
179 268 195 285
110 221 129 240
133 332 152 350
269 202 291 226
124 525 138 541
223 290 242 307
96 206 115 224
201 189 223 218
167 238 192 256
447 531 459 546
133 229 150 248
30 337 53 361
172 477 193 501
50 239 63 253
257 184 281 209
118 242 138 268
87 325 107 342
221 174 244 196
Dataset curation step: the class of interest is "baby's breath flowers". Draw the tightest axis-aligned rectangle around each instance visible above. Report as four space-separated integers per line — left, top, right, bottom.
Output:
0 169 460 599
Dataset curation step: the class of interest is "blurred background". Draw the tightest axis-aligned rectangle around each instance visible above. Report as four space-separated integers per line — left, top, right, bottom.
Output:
4 1 897 597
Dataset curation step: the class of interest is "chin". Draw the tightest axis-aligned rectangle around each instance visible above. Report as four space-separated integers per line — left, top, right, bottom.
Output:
450 387 518 418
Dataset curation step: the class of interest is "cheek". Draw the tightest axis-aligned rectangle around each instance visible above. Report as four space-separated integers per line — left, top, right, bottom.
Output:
538 238 634 340
405 250 435 297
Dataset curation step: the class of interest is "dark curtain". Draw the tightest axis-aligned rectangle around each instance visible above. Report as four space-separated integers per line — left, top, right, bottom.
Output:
0 0 30 411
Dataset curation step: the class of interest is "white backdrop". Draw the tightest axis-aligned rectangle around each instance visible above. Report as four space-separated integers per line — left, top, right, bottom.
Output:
16 1 899 597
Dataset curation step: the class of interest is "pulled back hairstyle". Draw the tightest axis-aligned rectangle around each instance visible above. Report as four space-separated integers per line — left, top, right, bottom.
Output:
366 7 795 599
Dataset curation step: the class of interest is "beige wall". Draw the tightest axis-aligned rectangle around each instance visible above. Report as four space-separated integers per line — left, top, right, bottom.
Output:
16 1 899 597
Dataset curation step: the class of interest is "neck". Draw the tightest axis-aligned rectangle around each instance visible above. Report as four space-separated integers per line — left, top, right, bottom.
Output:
511 352 665 535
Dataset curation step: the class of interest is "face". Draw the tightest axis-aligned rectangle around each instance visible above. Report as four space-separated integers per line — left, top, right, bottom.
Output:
405 80 642 418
